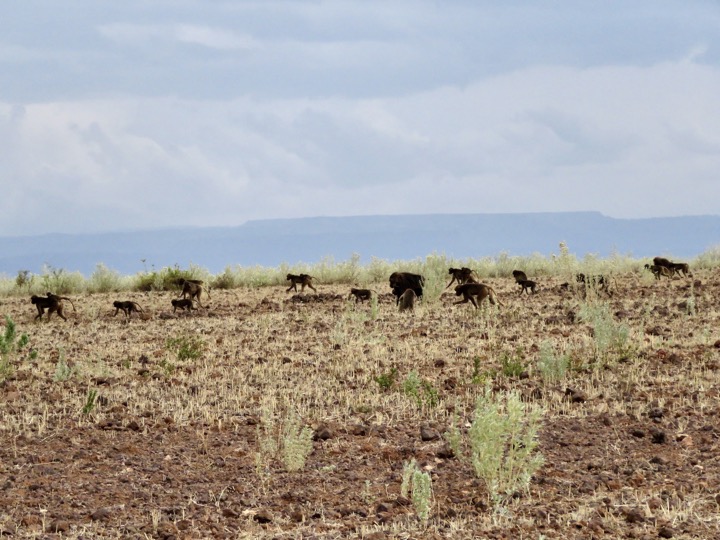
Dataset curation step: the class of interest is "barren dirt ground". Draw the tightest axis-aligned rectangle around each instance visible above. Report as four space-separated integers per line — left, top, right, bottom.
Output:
1 271 719 539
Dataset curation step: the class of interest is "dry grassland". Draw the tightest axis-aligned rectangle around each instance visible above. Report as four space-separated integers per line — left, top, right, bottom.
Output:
0 270 719 539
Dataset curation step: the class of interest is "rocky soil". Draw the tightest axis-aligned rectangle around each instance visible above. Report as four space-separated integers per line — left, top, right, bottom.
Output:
0 271 719 539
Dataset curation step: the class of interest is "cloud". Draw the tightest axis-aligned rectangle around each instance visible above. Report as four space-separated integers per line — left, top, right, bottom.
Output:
0 51 718 236
98 23 258 51
0 2 719 234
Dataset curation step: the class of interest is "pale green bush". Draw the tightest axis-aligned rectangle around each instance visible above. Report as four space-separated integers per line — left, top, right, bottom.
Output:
578 302 630 362
468 387 544 505
537 341 569 382
86 263 129 293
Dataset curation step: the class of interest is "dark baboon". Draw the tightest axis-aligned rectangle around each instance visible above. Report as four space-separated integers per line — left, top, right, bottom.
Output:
178 279 209 307
512 270 528 283
576 273 611 295
286 273 317 293
31 292 75 321
113 300 144 318
171 298 196 312
398 288 417 312
389 272 424 304
644 264 672 280
668 262 690 277
454 283 502 308
445 267 477 289
348 288 375 303
652 257 673 269
518 279 537 294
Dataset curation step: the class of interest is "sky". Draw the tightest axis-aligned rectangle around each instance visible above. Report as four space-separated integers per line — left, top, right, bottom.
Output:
1 1 719 236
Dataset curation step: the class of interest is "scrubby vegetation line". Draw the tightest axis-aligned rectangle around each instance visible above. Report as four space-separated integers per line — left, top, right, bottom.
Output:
3 243 719 297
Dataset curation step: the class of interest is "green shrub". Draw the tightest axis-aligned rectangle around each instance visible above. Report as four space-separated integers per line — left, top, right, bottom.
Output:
86 263 125 294
166 335 206 361
500 349 525 377
468 387 544 505
280 414 314 472
402 370 439 408
578 302 630 363
400 459 433 523
374 367 398 391
38 265 84 295
537 341 569 382
0 316 29 382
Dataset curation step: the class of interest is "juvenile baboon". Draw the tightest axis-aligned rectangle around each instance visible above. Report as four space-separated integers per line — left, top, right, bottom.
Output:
454 283 502 308
644 263 672 280
30 292 75 321
178 279 209 307
348 288 375 303
512 270 528 283
445 267 477 289
389 272 424 304
171 298 196 312
398 288 417 312
518 279 537 294
286 273 317 293
113 300 144 318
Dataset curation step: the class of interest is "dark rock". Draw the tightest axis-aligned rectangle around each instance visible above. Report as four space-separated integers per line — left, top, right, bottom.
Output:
253 509 273 523
565 387 587 403
350 424 369 436
314 424 332 440
90 508 111 521
221 508 239 518
622 507 645 523
49 520 69 532
420 425 440 441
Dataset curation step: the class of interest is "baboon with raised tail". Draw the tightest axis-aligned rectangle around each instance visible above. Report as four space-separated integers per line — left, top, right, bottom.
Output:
31 292 76 321
178 278 209 307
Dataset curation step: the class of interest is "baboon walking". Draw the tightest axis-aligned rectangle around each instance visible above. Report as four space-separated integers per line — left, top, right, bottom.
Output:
348 288 375 303
178 278 209 307
454 283 502 309
113 300 144 318
518 279 537 294
171 298 196 312
286 274 317 293
652 257 690 278
644 264 672 280
445 267 477 289
31 292 76 321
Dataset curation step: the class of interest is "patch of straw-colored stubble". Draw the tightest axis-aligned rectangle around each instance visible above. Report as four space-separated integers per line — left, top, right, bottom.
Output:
0 267 719 537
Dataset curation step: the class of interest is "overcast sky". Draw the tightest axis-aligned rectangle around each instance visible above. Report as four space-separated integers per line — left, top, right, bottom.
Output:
1 1 719 236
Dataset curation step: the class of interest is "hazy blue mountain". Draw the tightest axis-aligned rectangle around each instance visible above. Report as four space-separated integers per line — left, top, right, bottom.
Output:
0 212 717 276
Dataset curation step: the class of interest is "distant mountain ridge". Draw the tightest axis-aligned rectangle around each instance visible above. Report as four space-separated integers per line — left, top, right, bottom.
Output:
0 212 717 276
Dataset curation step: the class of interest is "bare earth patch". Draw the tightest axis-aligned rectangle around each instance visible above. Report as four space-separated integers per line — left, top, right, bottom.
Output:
0 272 719 538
